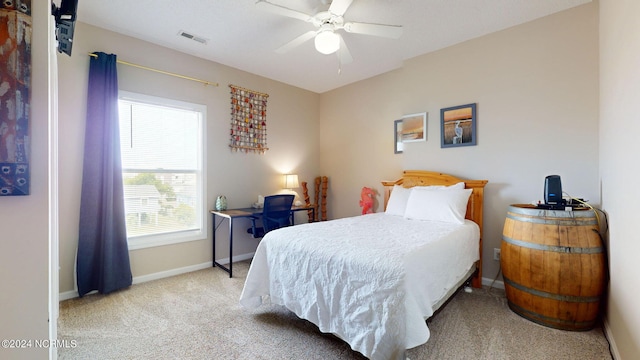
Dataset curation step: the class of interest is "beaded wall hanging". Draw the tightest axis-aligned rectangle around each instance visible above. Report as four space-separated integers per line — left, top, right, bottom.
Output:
229 84 269 154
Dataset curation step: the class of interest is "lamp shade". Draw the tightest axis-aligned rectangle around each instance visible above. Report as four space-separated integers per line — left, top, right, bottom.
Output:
314 29 340 55
284 174 300 189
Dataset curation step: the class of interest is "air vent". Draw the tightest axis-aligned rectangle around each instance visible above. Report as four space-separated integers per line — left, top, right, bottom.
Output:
178 30 207 45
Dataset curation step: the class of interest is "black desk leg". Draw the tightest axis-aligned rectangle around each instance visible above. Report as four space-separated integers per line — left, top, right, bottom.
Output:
228 218 233 277
212 214 233 278
212 213 216 267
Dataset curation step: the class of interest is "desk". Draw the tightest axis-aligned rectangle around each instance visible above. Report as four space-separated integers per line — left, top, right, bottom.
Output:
211 204 316 277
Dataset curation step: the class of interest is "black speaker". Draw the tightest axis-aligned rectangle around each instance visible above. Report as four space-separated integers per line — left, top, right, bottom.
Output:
52 0 79 56
544 175 562 204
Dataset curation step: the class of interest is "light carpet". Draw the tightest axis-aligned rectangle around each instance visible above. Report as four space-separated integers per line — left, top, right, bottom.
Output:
58 261 612 359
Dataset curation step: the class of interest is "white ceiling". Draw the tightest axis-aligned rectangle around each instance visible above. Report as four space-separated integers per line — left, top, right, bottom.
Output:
76 0 591 93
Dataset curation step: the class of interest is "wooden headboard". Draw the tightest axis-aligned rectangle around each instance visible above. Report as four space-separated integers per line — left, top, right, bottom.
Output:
381 170 488 288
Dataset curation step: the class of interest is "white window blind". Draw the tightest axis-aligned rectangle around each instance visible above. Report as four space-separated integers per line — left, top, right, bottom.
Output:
118 91 205 249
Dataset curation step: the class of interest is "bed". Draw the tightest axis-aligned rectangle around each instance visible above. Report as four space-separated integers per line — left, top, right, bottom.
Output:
240 170 488 359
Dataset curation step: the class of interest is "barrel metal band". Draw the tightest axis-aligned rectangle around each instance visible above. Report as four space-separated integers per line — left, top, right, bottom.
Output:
507 301 596 328
506 211 598 226
502 235 604 254
503 276 601 303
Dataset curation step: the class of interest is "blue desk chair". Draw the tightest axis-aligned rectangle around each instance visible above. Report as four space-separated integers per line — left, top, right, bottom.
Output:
247 194 295 238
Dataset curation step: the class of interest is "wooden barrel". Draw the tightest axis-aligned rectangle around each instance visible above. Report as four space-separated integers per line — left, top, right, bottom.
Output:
501 204 606 331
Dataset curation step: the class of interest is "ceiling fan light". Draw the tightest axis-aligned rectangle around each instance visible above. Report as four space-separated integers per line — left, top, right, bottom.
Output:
315 30 340 54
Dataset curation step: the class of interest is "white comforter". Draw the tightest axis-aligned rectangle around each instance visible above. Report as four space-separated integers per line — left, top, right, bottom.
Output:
239 213 479 360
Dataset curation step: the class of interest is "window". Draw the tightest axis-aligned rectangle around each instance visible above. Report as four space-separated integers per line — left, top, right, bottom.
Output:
118 91 206 249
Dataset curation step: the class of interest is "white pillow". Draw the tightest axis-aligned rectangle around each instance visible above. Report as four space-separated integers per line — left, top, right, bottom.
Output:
385 182 466 216
412 182 465 191
404 188 472 224
385 185 412 216
448 182 466 190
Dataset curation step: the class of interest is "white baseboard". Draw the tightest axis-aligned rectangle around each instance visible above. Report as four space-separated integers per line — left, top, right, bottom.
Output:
482 277 505 289
130 261 213 285
59 252 256 301
602 316 620 360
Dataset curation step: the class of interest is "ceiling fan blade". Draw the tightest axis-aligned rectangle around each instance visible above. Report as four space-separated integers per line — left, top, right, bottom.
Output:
337 34 353 64
256 0 313 22
343 21 403 39
275 30 317 53
328 0 353 17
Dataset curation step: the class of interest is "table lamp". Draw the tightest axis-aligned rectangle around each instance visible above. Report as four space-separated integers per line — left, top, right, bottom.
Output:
284 174 302 205
283 174 300 190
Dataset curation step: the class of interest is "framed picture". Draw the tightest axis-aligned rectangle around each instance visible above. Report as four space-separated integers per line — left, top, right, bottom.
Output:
400 112 427 144
0 8 31 196
441 103 476 148
394 119 403 154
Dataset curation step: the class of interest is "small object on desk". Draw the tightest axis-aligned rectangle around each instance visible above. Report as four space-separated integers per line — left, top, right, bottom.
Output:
215 195 227 211
251 195 265 208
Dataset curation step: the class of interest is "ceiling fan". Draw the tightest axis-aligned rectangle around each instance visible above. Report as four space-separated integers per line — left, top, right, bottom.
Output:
256 0 403 65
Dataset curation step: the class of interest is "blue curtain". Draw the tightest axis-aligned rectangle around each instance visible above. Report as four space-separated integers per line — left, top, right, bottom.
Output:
76 52 132 297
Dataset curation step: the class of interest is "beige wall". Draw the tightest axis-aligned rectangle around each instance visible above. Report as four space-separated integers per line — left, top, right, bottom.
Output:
56 23 320 295
319 4 599 288
0 2 51 359
600 0 640 358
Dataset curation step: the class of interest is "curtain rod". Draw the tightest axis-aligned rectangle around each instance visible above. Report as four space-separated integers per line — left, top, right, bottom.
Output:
228 84 269 98
88 53 219 87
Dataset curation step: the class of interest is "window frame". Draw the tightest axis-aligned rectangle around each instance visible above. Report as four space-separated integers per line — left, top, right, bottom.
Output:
118 91 207 250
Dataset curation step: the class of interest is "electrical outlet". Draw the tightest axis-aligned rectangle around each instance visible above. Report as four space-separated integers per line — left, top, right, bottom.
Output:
493 248 501 261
